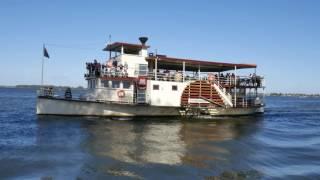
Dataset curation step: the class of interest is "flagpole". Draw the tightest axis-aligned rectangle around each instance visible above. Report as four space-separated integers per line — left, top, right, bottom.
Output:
41 44 44 86
41 56 44 86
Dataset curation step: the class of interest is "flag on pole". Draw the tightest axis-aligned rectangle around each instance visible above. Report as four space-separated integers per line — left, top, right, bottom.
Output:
43 45 50 58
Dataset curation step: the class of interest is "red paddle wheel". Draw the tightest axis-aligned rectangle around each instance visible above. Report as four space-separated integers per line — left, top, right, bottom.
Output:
181 80 224 107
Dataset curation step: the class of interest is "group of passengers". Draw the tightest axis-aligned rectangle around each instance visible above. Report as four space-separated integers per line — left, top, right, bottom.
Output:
85 60 102 77
85 59 129 78
104 60 129 77
153 69 183 82
215 73 262 87
247 73 262 87
206 72 262 87
211 73 236 85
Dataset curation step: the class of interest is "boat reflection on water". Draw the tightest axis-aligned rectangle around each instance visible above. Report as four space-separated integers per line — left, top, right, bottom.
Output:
87 121 186 165
85 116 263 167
35 115 263 178
180 117 263 169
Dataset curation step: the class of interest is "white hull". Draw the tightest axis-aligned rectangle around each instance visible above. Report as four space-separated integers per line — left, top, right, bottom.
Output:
36 97 180 116
36 97 264 117
207 106 264 116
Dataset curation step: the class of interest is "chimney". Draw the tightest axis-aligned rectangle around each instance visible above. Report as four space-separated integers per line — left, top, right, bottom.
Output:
139 37 148 57
139 37 148 46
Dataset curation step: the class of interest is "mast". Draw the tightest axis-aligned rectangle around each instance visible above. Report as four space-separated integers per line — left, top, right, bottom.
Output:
234 65 237 107
108 35 112 59
41 44 50 86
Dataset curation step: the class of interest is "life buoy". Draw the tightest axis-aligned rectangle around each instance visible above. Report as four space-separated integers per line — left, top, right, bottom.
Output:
117 90 125 98
137 76 147 90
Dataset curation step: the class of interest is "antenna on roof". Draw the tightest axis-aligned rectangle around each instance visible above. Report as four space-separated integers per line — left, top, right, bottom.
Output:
139 37 148 46
108 34 112 44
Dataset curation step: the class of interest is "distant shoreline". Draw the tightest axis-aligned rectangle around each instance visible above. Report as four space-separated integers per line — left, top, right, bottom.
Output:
267 93 320 97
0 85 85 90
0 85 319 97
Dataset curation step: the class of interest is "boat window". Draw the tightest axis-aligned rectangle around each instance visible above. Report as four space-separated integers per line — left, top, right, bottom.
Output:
153 84 159 90
112 81 120 88
123 81 131 89
103 80 109 88
172 85 178 91
92 80 96 88
138 64 148 76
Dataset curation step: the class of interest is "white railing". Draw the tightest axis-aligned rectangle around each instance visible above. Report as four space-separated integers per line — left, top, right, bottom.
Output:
101 70 129 78
148 72 199 82
231 93 264 108
147 72 264 88
37 87 54 97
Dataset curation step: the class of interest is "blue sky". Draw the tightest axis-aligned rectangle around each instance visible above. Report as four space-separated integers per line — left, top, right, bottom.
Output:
0 0 319 93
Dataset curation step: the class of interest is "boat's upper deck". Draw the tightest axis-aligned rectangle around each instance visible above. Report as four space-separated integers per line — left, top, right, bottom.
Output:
84 52 264 89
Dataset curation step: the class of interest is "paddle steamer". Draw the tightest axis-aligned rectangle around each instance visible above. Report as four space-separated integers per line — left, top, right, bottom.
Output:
37 37 265 117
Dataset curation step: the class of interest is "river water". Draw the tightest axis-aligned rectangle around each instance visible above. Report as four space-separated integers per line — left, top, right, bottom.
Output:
0 88 319 179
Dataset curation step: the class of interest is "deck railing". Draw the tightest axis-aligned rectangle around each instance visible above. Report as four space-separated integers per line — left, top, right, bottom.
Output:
232 93 264 108
215 75 264 88
148 72 264 88
37 87 55 97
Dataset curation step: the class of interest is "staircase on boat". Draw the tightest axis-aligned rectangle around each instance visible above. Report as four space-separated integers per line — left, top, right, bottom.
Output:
212 82 233 107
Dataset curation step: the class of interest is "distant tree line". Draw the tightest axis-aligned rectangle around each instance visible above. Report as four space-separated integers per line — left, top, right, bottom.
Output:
269 93 320 97
13 85 85 90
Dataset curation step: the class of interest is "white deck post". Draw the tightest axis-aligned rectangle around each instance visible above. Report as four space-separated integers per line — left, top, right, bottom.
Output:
254 67 257 96
155 57 158 80
182 61 185 82
121 45 124 55
198 65 201 80
234 66 237 107
41 57 44 86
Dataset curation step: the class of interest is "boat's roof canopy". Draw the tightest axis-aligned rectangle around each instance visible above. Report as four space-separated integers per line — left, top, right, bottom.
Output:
103 42 150 54
146 55 257 72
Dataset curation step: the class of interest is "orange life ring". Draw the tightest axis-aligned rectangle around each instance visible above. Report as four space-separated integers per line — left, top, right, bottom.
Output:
117 90 125 98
